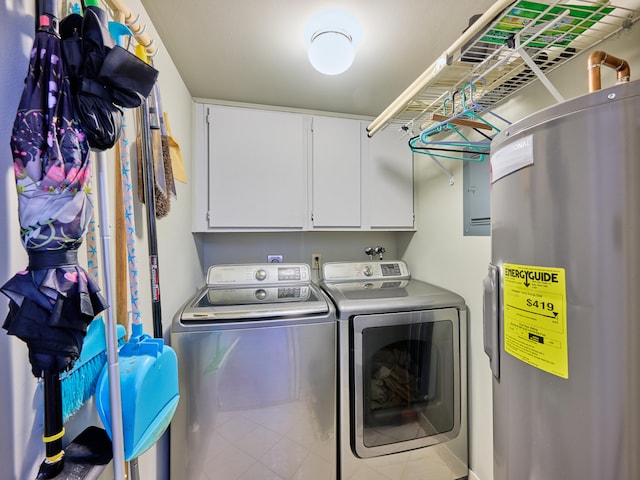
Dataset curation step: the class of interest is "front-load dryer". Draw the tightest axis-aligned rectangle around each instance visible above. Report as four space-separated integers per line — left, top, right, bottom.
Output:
320 261 468 480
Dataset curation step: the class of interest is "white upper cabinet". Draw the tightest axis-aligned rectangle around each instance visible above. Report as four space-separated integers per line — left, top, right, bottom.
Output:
194 104 307 230
310 116 361 229
193 103 414 232
362 125 414 229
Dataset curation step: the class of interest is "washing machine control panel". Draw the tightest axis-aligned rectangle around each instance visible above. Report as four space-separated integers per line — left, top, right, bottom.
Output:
204 285 312 304
207 263 311 286
276 266 304 282
323 261 410 281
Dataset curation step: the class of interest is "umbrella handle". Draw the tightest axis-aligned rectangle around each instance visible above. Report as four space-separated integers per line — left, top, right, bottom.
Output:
36 0 59 34
36 374 64 479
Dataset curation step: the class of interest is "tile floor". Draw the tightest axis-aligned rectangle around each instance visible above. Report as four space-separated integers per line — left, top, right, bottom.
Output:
189 399 462 479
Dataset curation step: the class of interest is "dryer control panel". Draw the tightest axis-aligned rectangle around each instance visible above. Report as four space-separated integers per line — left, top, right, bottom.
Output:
322 261 410 282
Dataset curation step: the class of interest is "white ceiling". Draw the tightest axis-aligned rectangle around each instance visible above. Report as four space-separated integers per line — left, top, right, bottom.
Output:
140 0 497 118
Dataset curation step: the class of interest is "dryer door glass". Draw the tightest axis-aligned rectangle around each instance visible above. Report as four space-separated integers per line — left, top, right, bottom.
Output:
352 308 461 458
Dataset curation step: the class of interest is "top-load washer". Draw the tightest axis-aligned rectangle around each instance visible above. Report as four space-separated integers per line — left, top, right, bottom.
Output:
320 260 468 480
171 263 337 480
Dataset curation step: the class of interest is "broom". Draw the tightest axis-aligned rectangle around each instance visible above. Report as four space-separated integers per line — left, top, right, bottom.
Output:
58 174 106 423
60 317 125 423
59 168 125 423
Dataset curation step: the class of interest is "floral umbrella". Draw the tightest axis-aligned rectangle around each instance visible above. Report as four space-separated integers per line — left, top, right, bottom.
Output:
1 4 106 477
3 14 106 378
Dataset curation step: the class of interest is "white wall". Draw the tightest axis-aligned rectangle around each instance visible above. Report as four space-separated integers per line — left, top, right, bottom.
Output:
199 231 403 269
402 24 640 480
0 1 201 478
1 3 39 478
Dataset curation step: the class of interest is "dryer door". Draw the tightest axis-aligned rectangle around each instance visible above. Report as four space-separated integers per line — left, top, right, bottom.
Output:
351 308 461 458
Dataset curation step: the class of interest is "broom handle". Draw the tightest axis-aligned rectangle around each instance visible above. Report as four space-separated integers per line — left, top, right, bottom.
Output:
134 45 163 339
119 129 141 477
118 113 143 335
85 215 99 281
139 89 163 338
115 145 128 331
95 150 126 479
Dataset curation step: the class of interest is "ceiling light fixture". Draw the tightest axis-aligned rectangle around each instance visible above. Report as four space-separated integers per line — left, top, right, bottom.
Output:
305 10 362 76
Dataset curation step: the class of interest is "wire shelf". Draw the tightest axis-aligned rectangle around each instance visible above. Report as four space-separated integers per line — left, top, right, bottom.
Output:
367 0 639 139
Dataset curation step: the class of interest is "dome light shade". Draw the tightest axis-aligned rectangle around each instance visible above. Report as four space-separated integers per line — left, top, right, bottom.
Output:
304 10 362 76
308 30 354 75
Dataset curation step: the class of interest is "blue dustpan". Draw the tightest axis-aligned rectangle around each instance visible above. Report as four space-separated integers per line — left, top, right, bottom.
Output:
95 327 179 460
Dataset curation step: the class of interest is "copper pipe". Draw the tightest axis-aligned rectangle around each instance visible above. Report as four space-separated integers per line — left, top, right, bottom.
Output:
588 51 631 93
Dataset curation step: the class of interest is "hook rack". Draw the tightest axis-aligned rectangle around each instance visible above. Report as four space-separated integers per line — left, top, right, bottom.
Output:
408 80 509 166
408 79 513 183
102 0 157 56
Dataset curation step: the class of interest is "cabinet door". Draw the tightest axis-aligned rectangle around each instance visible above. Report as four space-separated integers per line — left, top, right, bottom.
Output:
206 105 307 229
311 116 361 228
365 127 414 229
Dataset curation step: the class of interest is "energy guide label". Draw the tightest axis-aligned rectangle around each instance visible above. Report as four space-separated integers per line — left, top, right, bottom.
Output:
503 263 568 378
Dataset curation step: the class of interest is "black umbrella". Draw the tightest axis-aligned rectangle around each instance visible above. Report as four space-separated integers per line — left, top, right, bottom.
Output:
59 0 158 151
1 1 107 477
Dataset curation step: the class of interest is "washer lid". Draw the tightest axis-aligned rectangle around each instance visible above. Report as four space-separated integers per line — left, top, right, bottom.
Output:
180 284 330 321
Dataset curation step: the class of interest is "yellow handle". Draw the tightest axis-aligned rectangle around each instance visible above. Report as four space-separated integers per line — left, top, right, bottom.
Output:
135 44 149 64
